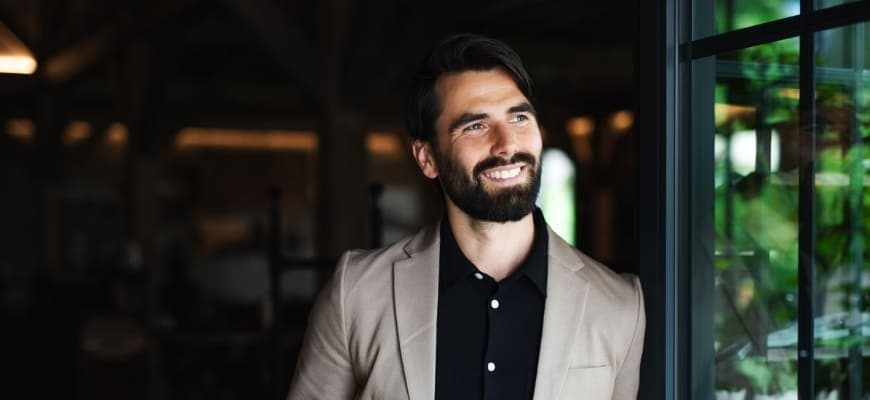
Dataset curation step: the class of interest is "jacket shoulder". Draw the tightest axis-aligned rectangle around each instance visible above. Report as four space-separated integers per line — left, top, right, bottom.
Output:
333 223 437 292
549 231 641 303
549 232 642 313
576 250 641 302
337 236 412 284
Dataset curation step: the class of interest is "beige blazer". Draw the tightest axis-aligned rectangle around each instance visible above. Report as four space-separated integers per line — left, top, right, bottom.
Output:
288 222 645 400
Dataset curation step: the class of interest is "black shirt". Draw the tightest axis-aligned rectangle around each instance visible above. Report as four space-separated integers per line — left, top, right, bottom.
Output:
434 209 548 400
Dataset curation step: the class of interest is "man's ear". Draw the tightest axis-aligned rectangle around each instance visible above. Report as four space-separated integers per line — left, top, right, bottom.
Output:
411 139 439 179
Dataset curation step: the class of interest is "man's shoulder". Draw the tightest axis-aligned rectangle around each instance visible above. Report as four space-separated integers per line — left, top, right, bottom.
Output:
335 223 438 282
548 231 642 305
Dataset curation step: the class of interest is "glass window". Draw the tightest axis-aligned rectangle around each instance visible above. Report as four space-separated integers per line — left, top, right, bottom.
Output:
688 14 870 400
695 0 800 39
813 21 869 399
816 0 863 11
692 37 802 398
680 0 870 399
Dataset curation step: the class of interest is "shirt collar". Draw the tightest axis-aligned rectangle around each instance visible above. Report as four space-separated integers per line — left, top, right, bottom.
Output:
439 208 549 295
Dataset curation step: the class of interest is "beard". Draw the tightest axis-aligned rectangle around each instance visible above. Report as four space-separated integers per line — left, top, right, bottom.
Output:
436 150 542 223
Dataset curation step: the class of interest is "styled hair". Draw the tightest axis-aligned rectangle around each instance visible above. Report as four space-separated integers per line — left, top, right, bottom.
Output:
405 34 534 143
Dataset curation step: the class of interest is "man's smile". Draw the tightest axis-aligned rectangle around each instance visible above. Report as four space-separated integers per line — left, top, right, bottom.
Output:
480 164 527 183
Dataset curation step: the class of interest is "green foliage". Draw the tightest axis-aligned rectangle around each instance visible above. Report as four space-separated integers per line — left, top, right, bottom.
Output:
735 356 798 394
706 14 868 396
716 0 799 34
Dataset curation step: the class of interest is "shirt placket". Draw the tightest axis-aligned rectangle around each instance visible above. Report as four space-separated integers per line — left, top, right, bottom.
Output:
482 279 504 400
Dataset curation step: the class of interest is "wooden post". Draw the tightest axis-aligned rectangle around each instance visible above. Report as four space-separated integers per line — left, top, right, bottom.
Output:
316 110 370 265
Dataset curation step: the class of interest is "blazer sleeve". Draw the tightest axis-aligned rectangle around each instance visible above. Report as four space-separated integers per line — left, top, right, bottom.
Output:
612 275 646 400
287 252 357 400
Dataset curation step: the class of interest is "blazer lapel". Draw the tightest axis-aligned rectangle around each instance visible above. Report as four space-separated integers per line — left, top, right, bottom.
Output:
533 230 590 400
393 224 440 400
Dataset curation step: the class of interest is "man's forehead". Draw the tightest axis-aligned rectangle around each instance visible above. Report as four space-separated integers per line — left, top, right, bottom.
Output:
434 68 527 109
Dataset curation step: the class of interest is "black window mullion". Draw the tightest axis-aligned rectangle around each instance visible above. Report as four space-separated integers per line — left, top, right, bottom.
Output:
688 0 870 59
797 0 816 397
678 2 870 400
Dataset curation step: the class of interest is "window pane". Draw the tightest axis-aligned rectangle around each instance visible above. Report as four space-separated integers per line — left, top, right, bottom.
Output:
694 0 799 39
816 0 862 10
691 37 801 398
813 21 870 399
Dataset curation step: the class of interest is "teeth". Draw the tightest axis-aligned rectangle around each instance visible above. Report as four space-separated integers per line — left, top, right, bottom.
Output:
486 167 521 180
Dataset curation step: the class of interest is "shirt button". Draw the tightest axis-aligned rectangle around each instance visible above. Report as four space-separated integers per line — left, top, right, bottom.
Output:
487 362 496 372
474 272 484 280
490 299 500 309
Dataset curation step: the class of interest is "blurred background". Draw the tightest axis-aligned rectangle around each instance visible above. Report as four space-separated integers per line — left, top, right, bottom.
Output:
0 0 640 398
7 0 868 399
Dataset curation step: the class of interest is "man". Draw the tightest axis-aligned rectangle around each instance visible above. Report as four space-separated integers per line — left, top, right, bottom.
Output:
288 34 645 400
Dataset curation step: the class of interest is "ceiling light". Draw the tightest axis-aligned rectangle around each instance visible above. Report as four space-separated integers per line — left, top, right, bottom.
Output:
106 123 129 147
63 121 92 146
611 110 634 132
0 23 37 75
565 116 595 137
367 132 401 156
174 128 317 152
5 118 35 143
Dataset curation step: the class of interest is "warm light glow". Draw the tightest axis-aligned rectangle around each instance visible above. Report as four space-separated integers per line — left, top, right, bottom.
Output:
571 136 593 163
63 121 92 146
106 123 129 146
5 118 35 143
714 103 756 126
174 128 317 152
197 215 253 251
611 110 634 132
0 55 36 74
565 116 595 137
777 88 800 100
367 132 402 156
0 23 37 75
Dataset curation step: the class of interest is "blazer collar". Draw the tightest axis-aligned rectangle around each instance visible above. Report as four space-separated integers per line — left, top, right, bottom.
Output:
394 222 441 400
532 227 590 400
393 222 589 400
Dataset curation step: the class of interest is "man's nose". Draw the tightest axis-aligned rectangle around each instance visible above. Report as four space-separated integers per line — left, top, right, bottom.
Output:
490 123 518 157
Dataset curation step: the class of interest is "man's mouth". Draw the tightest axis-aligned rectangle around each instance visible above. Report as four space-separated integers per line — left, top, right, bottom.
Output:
481 165 524 181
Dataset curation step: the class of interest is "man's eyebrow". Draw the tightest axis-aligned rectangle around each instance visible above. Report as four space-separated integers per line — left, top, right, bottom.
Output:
508 102 537 116
448 112 488 133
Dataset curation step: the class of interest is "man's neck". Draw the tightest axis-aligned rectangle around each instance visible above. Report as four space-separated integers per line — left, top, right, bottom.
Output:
445 202 536 281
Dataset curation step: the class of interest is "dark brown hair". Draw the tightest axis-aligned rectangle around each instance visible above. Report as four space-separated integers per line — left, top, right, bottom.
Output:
405 34 534 143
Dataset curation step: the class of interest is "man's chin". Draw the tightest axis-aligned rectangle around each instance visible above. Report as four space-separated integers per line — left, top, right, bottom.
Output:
474 205 535 223
481 181 531 195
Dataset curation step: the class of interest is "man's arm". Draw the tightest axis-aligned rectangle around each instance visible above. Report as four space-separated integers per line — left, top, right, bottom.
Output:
287 252 357 400
612 275 646 400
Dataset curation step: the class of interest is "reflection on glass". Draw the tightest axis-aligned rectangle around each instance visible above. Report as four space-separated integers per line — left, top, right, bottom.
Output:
813 21 869 399
702 37 802 398
816 0 861 10
708 0 800 36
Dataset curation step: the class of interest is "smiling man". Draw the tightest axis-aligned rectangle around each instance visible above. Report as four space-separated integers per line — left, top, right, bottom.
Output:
287 34 645 400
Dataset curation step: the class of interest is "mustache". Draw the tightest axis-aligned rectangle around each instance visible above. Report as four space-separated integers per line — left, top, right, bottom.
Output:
472 152 537 177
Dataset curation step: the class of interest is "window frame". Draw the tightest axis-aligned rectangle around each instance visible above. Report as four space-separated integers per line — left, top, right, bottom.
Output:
638 1 870 399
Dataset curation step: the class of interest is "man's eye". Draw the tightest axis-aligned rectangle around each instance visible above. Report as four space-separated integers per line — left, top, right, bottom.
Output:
511 114 530 123
465 122 485 131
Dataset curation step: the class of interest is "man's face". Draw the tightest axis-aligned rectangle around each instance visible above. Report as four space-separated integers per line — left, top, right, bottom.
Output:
420 68 543 223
